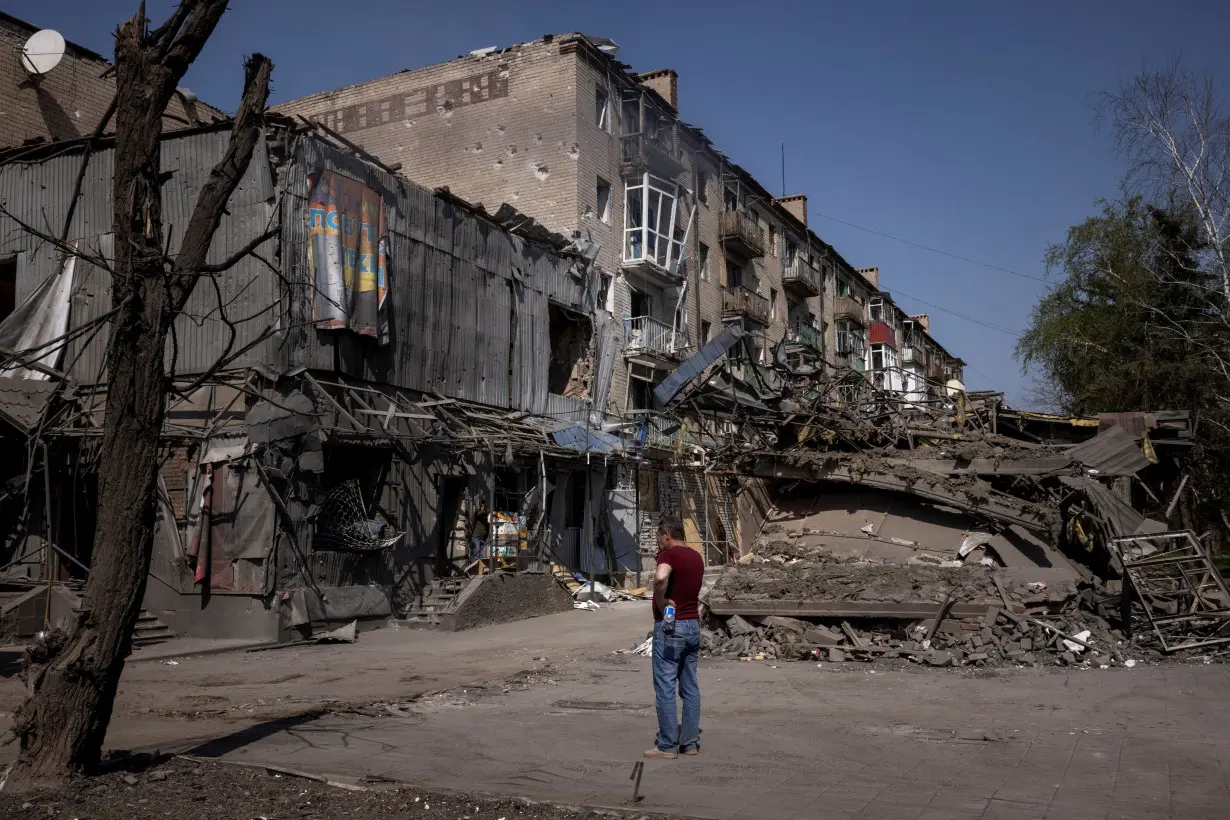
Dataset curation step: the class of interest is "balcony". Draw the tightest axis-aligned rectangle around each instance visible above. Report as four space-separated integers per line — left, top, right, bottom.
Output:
782 259 822 297
901 344 921 364
834 294 865 324
718 210 766 259
621 133 685 179
722 285 770 325
620 254 684 290
787 320 824 352
624 316 690 364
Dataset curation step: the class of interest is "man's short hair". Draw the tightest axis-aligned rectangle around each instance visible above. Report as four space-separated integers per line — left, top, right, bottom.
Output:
657 515 685 543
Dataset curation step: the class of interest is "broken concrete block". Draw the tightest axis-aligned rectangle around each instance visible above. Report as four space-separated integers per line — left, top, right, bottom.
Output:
1020 653 1036 664
1060 651 1076 665
727 615 755 637
926 651 955 667
1019 637 1032 652
761 616 808 635
966 652 988 663
828 648 845 663
980 627 994 644
803 627 842 647
983 607 1001 628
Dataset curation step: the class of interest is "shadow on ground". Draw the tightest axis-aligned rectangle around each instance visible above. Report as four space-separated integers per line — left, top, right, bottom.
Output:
187 711 326 759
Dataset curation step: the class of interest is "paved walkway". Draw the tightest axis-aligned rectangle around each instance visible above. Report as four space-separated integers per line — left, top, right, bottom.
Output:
187 648 1230 819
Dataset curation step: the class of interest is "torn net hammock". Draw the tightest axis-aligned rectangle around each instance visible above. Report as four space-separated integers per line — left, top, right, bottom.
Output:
312 479 403 552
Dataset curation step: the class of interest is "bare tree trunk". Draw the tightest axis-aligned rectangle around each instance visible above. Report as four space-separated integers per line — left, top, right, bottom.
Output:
4 2 270 790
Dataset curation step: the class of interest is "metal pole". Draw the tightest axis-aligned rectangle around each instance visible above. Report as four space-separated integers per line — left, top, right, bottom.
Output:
780 142 786 197
702 459 710 567
634 460 642 589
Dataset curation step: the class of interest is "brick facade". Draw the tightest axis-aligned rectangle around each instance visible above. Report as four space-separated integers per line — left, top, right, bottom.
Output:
0 13 221 151
277 34 834 420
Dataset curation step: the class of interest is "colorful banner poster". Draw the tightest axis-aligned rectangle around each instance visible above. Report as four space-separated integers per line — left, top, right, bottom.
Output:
307 169 389 343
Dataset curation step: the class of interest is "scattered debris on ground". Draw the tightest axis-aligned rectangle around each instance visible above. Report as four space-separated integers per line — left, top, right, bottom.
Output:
699 539 1222 669
0 757 691 819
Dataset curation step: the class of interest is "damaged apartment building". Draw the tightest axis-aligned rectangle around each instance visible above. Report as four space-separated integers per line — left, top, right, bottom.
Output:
275 33 969 562
0 102 654 642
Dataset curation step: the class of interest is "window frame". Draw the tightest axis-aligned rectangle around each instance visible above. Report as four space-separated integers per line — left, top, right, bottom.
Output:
596 176 612 224
623 173 683 271
595 84 611 133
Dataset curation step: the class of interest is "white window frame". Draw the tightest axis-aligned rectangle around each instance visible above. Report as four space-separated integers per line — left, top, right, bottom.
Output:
871 342 898 371
596 177 612 223
623 173 683 271
596 85 611 132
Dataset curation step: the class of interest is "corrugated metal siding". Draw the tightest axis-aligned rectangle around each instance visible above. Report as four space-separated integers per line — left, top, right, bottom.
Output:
283 135 586 412
0 128 278 382
0 129 589 411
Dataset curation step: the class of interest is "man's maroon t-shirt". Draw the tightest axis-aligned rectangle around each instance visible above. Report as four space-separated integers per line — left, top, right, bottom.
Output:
655 545 704 621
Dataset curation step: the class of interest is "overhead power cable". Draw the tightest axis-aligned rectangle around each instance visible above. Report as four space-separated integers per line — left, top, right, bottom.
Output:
884 286 1023 338
811 210 1048 283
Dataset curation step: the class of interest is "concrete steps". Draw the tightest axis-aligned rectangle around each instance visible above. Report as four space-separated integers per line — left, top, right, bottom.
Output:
133 610 175 647
398 577 472 628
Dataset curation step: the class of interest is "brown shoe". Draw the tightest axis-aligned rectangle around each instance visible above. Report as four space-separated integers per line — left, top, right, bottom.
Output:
643 748 677 760
680 748 700 756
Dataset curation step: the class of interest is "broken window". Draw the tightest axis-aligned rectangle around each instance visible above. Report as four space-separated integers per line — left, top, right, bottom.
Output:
0 256 15 322
596 177 612 223
699 243 710 281
621 96 640 136
628 373 655 411
596 84 611 132
629 289 651 319
836 318 865 356
696 169 708 204
726 256 744 288
837 276 851 298
724 186 739 212
769 288 778 320
701 320 712 343
623 173 682 270
869 297 884 323
785 239 798 268
547 304 592 395
768 225 777 257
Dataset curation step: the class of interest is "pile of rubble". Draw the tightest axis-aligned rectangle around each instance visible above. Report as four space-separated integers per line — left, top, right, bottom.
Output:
699 540 1171 668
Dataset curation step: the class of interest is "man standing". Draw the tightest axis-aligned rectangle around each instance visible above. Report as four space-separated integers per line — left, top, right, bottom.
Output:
645 515 704 760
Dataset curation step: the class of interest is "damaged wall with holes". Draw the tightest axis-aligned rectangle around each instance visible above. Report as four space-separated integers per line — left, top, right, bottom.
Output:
0 119 622 642
273 38 581 237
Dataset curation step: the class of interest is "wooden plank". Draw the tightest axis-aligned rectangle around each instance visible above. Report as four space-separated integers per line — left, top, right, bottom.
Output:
708 600 992 619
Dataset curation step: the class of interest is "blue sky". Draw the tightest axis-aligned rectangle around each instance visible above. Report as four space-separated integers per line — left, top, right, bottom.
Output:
12 0 1230 406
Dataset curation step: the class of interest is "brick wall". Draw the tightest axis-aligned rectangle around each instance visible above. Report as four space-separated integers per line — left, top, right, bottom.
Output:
275 39 581 238
0 15 219 151
276 34 833 416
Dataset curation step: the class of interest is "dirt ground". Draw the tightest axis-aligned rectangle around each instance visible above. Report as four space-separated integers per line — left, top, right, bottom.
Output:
0 602 652 758
0 758 686 819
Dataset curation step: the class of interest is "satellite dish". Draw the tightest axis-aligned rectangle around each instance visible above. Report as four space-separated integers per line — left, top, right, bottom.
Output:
21 29 66 76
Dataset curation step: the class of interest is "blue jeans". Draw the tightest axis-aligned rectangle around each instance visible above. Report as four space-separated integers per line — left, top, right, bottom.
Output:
652 619 701 752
